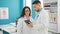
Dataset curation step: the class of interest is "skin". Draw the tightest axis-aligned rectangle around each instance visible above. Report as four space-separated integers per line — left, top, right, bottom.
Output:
33 3 42 12
25 8 30 17
24 8 33 28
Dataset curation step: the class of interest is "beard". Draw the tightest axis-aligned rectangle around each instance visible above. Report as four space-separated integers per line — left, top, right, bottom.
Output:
36 9 40 12
36 8 42 12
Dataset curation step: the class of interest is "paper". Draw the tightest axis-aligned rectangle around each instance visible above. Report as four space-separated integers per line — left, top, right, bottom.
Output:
0 7 9 19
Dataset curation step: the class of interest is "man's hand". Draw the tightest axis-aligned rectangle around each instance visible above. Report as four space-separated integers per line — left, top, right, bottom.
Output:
26 22 33 28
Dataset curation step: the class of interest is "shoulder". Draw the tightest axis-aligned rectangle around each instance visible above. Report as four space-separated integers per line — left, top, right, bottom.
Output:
41 10 49 15
18 17 24 22
43 10 49 14
42 10 49 18
17 17 24 24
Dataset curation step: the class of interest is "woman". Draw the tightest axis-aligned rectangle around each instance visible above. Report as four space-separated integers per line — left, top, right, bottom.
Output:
17 6 33 34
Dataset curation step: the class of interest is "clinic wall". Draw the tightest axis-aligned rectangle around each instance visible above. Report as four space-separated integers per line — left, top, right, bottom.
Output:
32 0 36 19
0 0 23 25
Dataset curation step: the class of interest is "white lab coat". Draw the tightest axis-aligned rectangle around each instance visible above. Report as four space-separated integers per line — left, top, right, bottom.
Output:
32 9 49 34
17 16 33 34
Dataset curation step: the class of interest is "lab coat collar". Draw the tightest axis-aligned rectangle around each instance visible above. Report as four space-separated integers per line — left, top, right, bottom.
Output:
36 8 43 15
24 15 30 20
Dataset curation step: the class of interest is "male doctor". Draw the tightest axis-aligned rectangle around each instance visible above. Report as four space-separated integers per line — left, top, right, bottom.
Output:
31 0 49 34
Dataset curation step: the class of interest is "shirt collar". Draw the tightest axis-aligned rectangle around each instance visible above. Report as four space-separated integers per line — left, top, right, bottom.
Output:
36 8 43 15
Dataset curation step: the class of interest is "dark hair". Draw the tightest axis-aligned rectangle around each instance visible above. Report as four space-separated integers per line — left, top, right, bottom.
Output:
32 0 41 5
20 6 31 18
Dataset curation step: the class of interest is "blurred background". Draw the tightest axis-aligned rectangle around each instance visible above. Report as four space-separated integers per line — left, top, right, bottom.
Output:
0 0 60 34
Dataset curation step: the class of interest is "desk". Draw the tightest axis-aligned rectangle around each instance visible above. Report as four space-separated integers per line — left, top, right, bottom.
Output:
0 24 17 34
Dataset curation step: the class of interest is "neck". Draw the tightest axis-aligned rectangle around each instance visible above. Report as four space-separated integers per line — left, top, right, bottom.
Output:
24 15 30 19
25 15 30 18
37 8 42 12
39 7 42 10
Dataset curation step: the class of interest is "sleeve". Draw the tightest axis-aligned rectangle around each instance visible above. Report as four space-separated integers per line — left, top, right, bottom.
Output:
17 18 23 34
32 21 45 31
32 10 49 32
43 10 49 34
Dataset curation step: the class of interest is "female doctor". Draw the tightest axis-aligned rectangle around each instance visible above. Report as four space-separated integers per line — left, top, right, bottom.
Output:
17 6 33 34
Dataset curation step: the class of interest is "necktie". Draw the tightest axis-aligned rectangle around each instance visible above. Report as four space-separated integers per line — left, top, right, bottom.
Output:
35 14 39 20
36 14 39 19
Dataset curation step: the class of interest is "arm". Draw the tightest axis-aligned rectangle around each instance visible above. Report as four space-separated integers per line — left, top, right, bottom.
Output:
17 19 23 34
32 10 49 31
32 21 45 30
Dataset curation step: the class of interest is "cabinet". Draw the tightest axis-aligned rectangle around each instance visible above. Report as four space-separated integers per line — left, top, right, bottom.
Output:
43 0 60 33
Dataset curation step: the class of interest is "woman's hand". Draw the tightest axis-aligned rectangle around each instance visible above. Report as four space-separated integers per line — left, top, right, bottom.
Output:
26 22 33 28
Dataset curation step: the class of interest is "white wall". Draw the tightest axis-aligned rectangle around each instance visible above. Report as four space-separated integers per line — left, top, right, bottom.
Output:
43 0 57 3
39 0 44 8
25 0 32 9
58 0 60 33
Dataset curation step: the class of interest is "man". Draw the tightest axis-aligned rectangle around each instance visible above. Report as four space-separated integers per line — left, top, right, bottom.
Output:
32 0 49 34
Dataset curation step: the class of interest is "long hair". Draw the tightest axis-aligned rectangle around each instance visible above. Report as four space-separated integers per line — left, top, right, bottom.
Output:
16 6 31 26
20 6 31 18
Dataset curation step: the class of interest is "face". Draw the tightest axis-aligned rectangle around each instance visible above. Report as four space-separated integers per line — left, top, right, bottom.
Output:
25 8 30 16
33 4 41 12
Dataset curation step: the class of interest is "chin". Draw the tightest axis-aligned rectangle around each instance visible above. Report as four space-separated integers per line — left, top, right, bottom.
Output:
35 10 39 12
35 10 38 11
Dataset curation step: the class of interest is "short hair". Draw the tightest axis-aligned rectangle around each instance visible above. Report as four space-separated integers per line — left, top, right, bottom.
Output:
32 0 41 5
